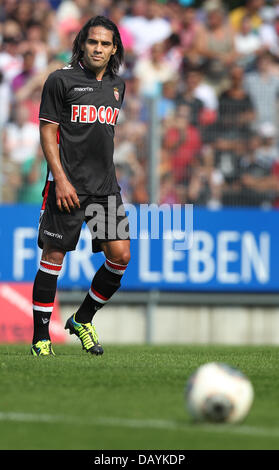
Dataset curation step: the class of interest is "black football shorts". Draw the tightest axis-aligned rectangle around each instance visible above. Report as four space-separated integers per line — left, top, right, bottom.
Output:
38 182 130 253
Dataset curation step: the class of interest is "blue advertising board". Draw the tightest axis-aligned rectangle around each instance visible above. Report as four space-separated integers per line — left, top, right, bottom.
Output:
0 204 278 292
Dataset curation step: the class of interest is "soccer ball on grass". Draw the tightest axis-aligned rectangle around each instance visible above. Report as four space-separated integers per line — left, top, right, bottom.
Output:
185 362 254 423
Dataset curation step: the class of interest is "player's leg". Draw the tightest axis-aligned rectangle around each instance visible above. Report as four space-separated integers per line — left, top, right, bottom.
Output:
65 192 130 355
31 245 65 356
32 181 85 356
65 239 130 355
76 239 130 322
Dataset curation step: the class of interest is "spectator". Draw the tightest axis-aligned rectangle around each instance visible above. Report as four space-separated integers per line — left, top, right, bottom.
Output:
157 80 176 121
114 92 148 204
17 144 47 204
0 0 18 22
114 132 148 204
56 17 81 64
178 5 203 72
14 59 64 124
196 0 237 92
176 69 204 127
133 42 175 96
182 65 218 113
24 21 50 71
256 122 279 168
32 0 53 24
13 0 34 35
3 104 40 164
163 33 183 74
214 131 246 196
0 70 11 127
1 17 22 39
109 3 135 53
160 172 184 204
42 9 61 55
244 51 279 128
230 0 264 32
258 5 279 57
122 0 172 57
187 145 224 208
0 34 23 84
55 0 84 22
162 103 202 184
11 50 35 93
218 64 255 138
0 0 279 209
178 65 218 141
234 15 265 70
239 132 279 206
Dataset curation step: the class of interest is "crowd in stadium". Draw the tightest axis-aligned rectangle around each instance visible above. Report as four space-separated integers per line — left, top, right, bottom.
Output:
1 0 279 207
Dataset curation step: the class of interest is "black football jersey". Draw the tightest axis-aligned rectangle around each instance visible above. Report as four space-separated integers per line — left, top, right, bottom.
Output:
39 61 125 195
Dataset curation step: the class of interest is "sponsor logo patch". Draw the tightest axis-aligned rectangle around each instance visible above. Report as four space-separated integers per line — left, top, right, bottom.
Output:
71 105 120 125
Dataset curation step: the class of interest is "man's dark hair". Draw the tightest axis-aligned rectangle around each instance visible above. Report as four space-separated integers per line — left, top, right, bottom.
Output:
70 15 124 76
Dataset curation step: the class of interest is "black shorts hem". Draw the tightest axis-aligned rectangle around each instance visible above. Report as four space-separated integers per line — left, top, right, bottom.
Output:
38 234 78 253
38 182 130 254
92 236 130 253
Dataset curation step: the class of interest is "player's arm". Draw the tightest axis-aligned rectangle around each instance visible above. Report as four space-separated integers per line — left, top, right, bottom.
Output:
40 121 80 213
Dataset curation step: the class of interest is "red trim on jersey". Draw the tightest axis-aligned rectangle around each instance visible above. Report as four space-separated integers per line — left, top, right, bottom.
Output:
39 117 60 125
41 181 50 210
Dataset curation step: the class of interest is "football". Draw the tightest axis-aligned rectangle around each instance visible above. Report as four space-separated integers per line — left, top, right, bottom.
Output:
185 362 254 423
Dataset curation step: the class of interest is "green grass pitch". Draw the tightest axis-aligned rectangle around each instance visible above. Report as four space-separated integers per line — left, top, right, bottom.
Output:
0 343 278 450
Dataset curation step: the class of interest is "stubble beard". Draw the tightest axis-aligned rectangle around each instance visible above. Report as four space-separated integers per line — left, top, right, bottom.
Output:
83 55 108 76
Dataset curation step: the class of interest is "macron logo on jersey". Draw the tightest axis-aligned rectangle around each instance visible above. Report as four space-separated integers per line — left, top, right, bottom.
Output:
71 105 120 126
74 87 94 92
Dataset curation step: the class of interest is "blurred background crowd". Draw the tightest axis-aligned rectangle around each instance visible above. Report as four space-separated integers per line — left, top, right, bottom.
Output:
1 0 279 208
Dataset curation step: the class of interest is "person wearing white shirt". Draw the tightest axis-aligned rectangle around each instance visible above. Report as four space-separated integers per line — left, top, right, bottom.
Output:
3 105 40 164
133 42 175 96
0 36 23 84
234 15 263 69
183 66 218 111
122 0 172 56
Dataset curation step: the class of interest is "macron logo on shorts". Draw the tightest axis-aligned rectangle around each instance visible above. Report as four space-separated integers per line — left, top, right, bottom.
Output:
71 105 120 126
44 229 63 240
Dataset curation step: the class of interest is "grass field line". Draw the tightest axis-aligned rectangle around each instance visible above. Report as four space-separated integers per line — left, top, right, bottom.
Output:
0 411 279 438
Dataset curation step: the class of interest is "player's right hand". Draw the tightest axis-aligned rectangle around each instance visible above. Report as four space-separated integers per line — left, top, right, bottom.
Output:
55 178 80 213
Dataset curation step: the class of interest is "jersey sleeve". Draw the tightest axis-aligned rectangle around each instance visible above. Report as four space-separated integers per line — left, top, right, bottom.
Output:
39 71 65 125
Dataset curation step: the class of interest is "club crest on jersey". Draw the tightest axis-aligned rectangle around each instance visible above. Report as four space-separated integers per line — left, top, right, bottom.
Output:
114 87 119 101
71 105 120 125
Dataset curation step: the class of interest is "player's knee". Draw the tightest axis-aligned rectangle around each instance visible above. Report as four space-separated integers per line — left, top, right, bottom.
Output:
120 250 131 266
112 249 130 266
42 247 65 266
